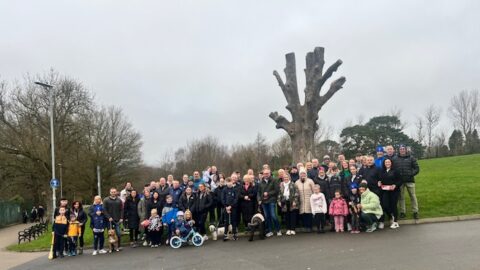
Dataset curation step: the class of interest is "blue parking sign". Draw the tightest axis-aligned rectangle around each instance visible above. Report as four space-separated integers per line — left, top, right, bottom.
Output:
50 178 59 189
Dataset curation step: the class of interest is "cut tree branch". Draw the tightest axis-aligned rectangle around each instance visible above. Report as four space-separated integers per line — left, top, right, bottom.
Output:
304 47 325 103
273 53 300 114
269 111 293 135
316 76 346 109
313 59 343 99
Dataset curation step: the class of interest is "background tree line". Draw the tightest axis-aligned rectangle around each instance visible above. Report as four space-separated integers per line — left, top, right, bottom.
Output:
0 71 143 207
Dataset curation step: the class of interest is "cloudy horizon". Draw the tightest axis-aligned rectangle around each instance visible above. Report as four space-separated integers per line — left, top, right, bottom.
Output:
1 0 479 165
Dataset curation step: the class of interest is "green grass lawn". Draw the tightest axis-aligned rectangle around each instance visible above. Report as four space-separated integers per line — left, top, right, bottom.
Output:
8 154 480 252
7 219 131 252
412 154 480 218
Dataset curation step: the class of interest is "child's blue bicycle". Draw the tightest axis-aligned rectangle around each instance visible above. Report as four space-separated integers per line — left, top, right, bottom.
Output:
169 229 204 249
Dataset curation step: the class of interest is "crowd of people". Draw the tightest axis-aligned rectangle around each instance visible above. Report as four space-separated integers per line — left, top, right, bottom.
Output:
50 144 420 258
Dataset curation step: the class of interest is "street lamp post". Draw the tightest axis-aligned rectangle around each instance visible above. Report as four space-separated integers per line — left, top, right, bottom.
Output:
35 81 56 222
59 163 63 198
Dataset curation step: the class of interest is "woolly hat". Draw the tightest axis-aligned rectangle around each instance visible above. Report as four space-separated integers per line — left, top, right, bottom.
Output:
350 182 359 190
376 145 384 153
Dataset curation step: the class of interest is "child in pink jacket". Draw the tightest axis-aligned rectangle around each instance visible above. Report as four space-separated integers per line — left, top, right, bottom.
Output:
329 190 349 232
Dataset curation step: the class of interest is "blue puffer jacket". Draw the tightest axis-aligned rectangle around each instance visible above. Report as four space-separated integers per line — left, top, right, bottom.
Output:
90 213 108 232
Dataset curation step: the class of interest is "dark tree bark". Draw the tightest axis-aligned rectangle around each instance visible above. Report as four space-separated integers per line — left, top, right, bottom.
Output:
269 47 346 163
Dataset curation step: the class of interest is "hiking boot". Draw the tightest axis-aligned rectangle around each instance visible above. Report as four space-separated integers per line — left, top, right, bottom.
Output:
413 212 419 220
399 213 406 219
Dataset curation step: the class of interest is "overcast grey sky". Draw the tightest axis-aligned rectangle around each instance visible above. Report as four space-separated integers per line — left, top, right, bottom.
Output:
1 0 479 165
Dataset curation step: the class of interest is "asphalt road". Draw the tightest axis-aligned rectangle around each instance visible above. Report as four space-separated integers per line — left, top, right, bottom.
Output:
11 220 480 270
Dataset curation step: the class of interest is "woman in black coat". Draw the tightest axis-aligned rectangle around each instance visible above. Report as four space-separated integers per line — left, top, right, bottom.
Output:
379 159 402 229
194 184 212 235
239 175 257 229
179 186 196 212
124 190 141 246
71 201 87 254
146 191 163 219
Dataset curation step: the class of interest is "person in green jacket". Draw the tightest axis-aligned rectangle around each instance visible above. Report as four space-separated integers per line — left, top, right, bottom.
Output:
357 182 383 233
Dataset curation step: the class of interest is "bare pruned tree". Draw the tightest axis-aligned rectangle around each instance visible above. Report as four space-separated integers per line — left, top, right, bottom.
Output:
414 116 425 145
270 47 346 163
449 90 480 136
424 105 441 157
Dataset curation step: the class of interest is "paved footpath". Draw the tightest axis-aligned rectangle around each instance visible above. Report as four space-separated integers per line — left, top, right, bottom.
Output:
9 220 480 270
0 223 46 270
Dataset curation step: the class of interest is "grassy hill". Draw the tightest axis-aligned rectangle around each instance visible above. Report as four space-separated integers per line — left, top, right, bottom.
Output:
412 154 480 218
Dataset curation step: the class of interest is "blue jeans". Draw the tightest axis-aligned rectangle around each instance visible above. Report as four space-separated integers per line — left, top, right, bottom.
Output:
262 203 280 233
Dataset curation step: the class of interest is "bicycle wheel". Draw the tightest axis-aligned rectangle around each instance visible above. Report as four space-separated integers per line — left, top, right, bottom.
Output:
192 233 204 247
170 236 182 249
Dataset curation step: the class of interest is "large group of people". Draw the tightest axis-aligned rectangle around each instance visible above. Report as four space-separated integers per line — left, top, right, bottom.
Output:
51 144 420 258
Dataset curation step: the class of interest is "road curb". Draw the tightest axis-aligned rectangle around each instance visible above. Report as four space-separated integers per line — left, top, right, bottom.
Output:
398 214 480 225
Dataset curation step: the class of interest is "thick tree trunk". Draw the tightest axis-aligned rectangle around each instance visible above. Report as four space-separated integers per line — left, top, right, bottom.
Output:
270 47 346 164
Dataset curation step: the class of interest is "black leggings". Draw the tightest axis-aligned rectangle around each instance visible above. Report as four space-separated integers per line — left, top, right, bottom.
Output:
313 213 326 231
241 201 255 228
382 190 400 221
282 202 298 230
129 228 139 242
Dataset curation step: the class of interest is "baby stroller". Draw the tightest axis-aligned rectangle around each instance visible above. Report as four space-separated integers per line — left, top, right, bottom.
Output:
169 228 204 248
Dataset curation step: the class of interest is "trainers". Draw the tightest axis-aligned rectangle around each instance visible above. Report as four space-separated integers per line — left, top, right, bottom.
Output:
223 235 229 241
378 222 384 229
369 223 378 232
276 231 282 236
390 222 399 229
347 223 352 231
92 250 98 256
291 230 296 235
399 213 406 219
203 235 209 241
286 230 291 235
265 232 274 238
99 249 107 254
413 212 419 220
233 234 238 241
143 240 148 246
78 248 83 255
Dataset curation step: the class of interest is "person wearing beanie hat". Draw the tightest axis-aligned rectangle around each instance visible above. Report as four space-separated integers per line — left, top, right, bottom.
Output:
289 166 299 182
347 182 361 233
90 203 108 255
375 145 385 169
396 144 420 220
